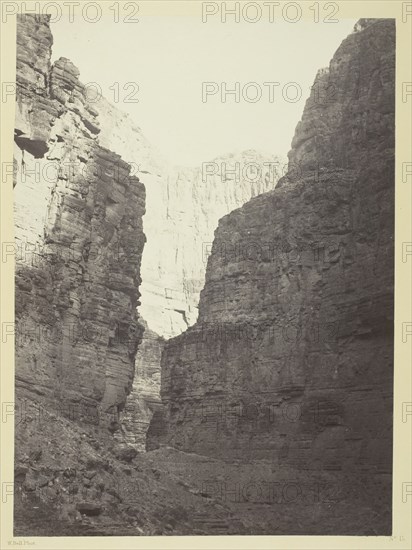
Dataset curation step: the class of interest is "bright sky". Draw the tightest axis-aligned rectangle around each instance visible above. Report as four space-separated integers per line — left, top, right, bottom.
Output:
50 16 356 166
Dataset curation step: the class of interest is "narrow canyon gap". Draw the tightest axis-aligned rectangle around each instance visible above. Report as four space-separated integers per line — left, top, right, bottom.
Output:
13 14 394 536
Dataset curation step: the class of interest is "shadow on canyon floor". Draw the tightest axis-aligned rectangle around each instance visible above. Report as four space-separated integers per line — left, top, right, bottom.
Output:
14 399 391 536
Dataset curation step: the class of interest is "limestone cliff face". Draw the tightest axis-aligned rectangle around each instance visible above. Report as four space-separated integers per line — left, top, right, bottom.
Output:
148 17 395 478
137 151 285 339
121 153 283 449
14 15 284 446
97 107 283 339
14 14 146 426
96 91 284 341
95 92 284 447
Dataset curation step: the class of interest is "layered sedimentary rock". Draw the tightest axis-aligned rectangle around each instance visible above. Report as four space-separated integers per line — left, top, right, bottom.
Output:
96 89 284 340
120 320 164 449
129 151 284 447
148 16 395 484
136 151 285 338
96 93 284 446
120 152 284 448
13 15 284 447
14 14 146 426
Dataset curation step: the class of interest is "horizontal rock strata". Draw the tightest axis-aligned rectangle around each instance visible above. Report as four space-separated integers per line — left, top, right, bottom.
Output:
14 14 146 427
13 15 285 451
125 151 284 448
148 17 395 491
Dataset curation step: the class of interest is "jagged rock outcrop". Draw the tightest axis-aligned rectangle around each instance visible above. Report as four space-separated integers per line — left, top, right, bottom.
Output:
121 320 164 449
148 15 395 499
14 14 146 427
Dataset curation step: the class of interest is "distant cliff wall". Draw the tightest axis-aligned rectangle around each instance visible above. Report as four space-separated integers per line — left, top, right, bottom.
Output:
120 151 284 449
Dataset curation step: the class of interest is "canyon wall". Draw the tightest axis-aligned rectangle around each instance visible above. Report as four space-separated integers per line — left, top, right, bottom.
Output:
14 15 284 446
14 14 146 427
119 151 284 448
135 151 285 339
148 17 395 477
95 71 285 449
96 87 284 342
126 152 284 448
96 79 284 449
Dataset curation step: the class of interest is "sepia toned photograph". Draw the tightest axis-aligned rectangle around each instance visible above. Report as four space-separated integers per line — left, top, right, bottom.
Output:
1 1 404 542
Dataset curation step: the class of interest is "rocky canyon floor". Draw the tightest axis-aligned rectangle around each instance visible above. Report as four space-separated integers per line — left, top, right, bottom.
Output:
14 398 390 536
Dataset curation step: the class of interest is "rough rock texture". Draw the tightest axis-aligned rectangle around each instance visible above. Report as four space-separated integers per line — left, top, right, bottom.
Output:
95 88 285 447
13 15 395 537
123 151 284 447
14 398 252 536
14 14 146 427
96 99 284 448
148 17 394 510
13 15 284 451
123 152 284 448
51 33 284 448
96 102 284 340
136 151 285 339
121 320 164 449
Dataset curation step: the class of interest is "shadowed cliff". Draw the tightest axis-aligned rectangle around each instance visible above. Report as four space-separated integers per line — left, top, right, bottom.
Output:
148 20 395 534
